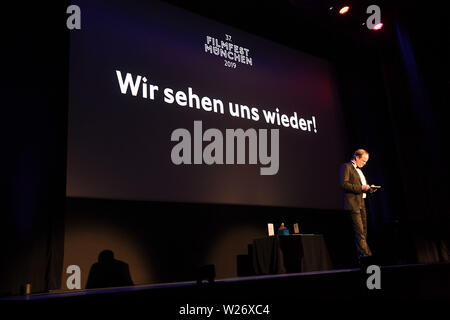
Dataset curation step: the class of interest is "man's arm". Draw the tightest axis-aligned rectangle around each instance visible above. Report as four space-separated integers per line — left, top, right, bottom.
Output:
340 163 363 194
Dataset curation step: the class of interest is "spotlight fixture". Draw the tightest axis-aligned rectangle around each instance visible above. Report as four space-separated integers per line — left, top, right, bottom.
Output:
373 22 383 30
339 6 350 14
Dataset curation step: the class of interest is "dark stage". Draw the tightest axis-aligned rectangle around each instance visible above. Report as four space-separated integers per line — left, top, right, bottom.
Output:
3 263 449 306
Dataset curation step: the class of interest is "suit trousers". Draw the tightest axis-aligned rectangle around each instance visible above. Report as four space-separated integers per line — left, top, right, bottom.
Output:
350 199 372 259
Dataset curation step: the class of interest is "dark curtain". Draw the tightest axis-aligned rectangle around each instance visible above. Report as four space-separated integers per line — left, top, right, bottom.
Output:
378 7 450 263
1 2 69 295
333 4 450 264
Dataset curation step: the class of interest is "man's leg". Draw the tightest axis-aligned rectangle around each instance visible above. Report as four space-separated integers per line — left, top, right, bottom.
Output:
360 205 372 256
351 210 371 259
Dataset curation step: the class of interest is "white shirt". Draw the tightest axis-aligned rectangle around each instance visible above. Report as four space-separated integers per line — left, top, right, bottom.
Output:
352 161 367 198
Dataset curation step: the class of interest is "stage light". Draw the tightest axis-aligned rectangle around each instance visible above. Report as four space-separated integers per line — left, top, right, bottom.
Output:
339 6 350 14
373 22 383 30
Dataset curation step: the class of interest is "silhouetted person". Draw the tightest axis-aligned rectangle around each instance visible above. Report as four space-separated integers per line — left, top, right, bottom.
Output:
86 250 134 289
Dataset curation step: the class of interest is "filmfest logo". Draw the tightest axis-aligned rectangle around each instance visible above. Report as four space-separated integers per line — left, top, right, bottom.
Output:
204 34 253 69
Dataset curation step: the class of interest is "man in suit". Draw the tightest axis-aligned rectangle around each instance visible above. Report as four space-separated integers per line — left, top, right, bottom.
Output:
341 149 377 263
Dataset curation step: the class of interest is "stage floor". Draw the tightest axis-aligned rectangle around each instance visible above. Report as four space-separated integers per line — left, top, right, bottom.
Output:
2 262 450 301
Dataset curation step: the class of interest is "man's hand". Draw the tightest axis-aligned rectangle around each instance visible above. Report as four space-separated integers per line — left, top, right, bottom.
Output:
369 187 378 193
362 185 371 191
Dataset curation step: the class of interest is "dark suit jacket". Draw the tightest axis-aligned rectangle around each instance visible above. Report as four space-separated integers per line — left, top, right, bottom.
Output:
340 162 368 212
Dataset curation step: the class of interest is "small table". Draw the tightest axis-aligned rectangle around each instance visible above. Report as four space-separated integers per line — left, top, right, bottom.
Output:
252 234 332 275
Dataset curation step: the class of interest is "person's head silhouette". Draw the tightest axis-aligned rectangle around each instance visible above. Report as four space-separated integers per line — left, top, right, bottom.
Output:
86 249 134 289
98 250 114 263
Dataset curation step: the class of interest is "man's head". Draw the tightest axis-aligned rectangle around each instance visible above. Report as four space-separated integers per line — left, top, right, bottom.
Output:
353 149 369 168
